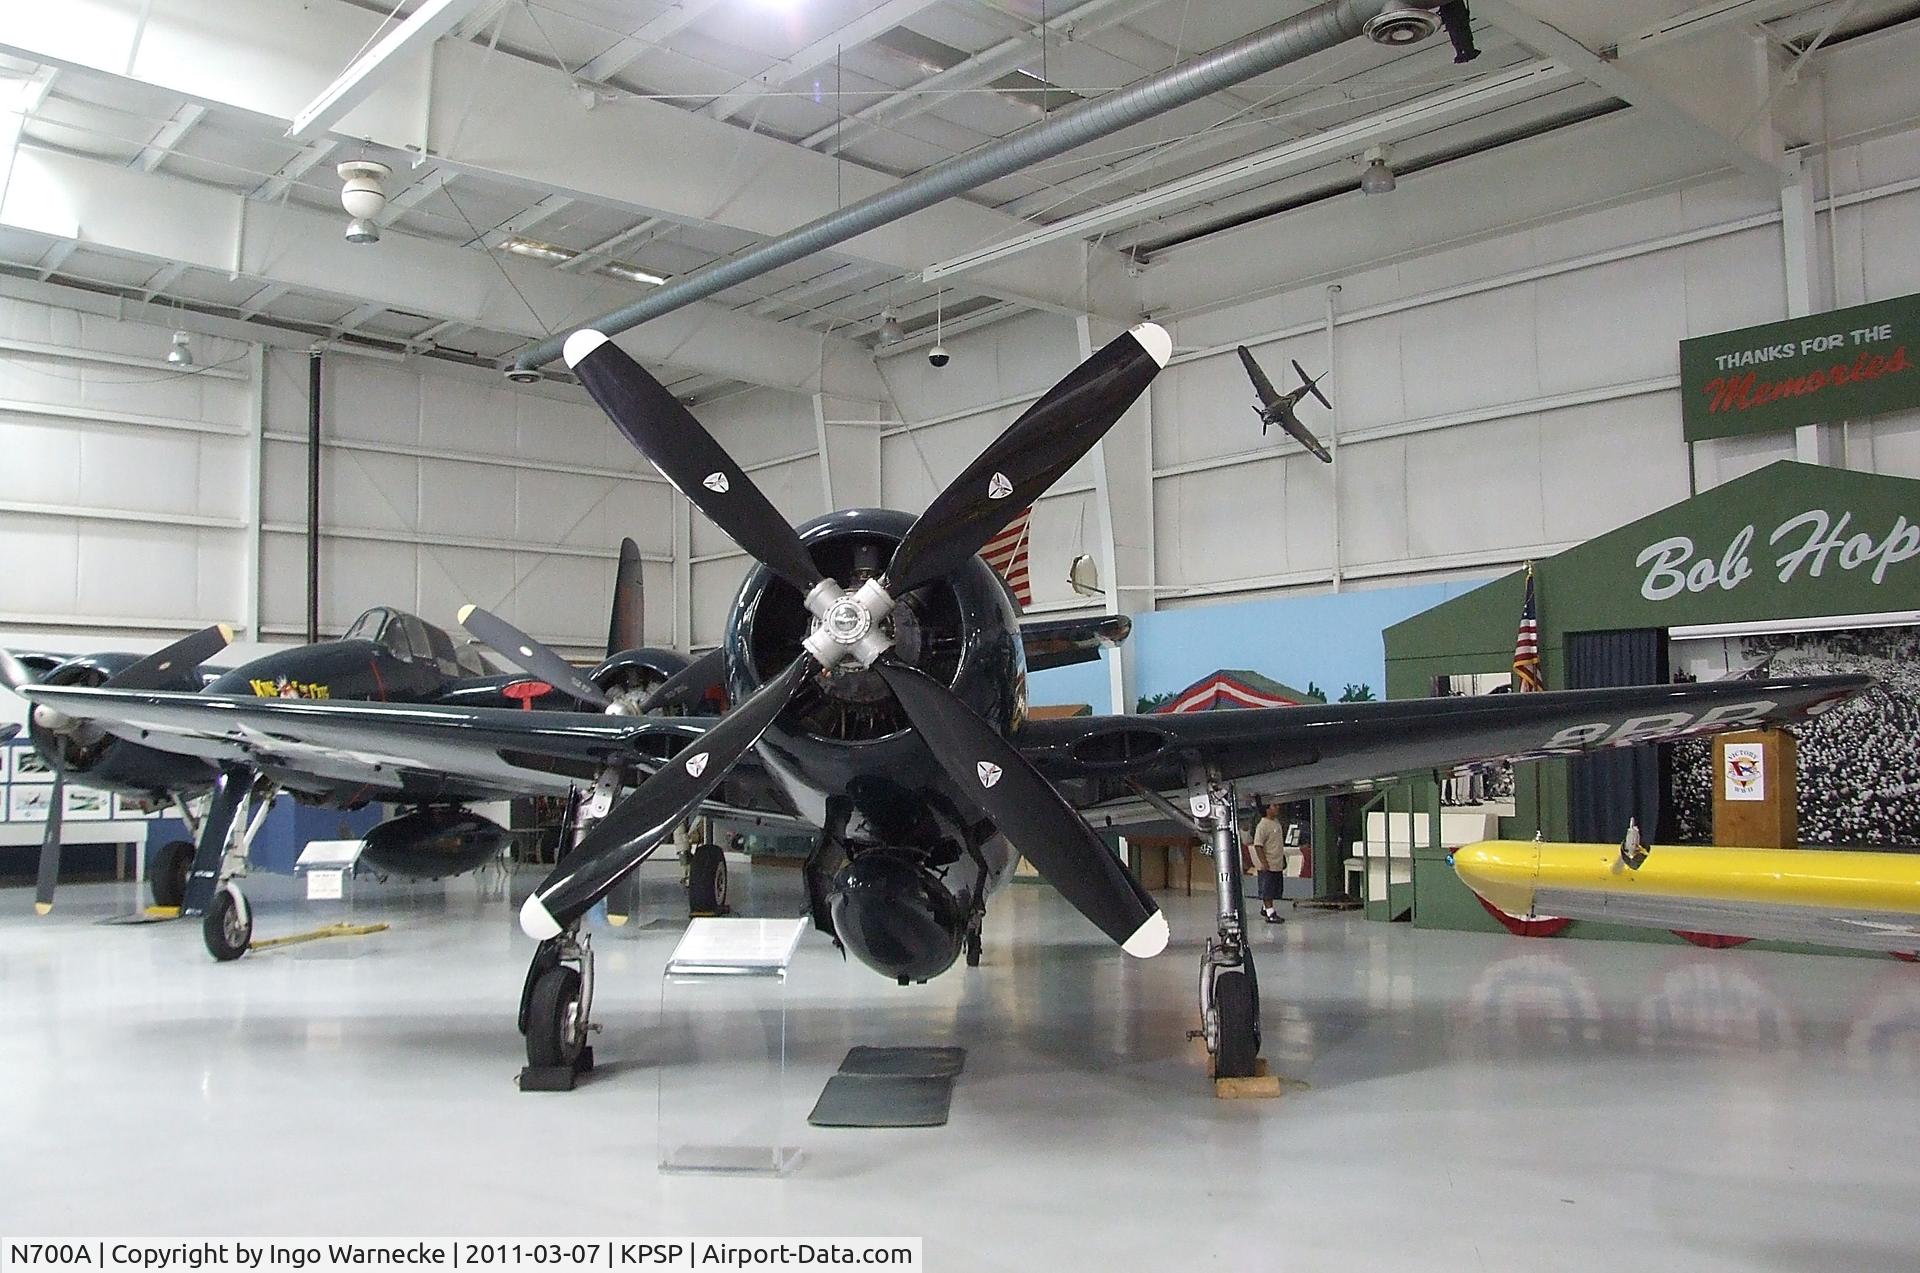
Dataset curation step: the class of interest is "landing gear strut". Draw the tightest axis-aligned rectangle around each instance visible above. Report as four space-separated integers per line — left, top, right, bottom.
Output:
1193 781 1262 1078
186 768 276 961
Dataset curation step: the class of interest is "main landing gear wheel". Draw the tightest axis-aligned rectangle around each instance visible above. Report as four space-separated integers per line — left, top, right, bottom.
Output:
150 840 194 909
525 964 587 1070
1212 968 1258 1079
202 885 251 961
688 842 728 916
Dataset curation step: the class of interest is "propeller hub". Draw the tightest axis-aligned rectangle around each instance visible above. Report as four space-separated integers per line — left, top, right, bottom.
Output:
801 577 897 669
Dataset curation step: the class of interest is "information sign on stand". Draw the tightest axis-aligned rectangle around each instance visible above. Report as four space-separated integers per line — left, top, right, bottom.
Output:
659 917 809 1177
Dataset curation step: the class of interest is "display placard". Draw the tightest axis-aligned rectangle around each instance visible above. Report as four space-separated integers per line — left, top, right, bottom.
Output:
1723 741 1766 802
1680 292 1920 441
8 785 55 822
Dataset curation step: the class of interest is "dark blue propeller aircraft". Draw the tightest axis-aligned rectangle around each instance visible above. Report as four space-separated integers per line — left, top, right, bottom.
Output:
17 321 1868 1084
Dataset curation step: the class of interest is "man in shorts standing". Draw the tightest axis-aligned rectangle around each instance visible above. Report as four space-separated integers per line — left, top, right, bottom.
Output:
1250 799 1288 924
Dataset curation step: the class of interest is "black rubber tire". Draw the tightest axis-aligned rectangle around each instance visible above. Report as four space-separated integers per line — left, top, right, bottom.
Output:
688 842 728 915
202 887 251 962
965 928 982 967
1213 968 1259 1079
525 965 584 1069
150 841 194 909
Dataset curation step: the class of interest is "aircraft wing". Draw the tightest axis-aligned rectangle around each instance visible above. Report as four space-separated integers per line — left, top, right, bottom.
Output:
1274 411 1334 463
1021 615 1132 672
1016 676 1870 828
1236 345 1283 407
17 684 803 824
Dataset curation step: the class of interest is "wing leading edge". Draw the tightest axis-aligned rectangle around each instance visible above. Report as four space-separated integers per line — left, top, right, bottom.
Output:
1018 676 1870 817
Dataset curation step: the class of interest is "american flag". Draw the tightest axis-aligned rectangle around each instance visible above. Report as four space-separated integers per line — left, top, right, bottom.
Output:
1512 564 1544 692
981 507 1033 608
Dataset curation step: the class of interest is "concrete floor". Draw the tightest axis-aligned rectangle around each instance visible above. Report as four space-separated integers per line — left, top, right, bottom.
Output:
3 865 1917 1271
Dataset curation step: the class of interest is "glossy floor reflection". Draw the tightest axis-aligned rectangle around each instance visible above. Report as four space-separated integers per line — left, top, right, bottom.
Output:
4 865 1917 1271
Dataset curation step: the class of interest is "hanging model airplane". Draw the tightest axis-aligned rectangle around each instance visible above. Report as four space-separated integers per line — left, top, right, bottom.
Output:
17 322 1870 1083
1238 345 1334 462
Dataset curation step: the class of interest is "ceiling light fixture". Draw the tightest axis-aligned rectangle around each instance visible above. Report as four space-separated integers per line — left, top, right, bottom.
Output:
1359 144 1396 196
337 159 391 244
599 261 668 287
165 329 193 368
876 307 906 346
502 237 576 263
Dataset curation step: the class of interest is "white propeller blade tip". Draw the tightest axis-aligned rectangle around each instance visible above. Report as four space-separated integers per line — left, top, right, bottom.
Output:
1128 322 1172 368
216 623 235 644
456 604 477 624
519 893 563 941
34 902 52 916
563 329 609 369
1122 910 1169 958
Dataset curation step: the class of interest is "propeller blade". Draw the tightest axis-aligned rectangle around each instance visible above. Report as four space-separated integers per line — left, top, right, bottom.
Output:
0 723 18 743
565 330 823 592
0 648 36 693
102 624 232 691
458 605 612 710
520 653 813 938
607 536 645 658
1292 359 1333 411
640 647 728 715
872 659 1166 957
884 323 1170 598
33 773 63 915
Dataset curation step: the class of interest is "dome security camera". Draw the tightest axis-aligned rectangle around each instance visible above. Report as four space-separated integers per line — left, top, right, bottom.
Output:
928 343 950 369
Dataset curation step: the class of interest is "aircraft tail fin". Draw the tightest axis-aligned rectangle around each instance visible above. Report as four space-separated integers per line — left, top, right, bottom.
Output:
1292 359 1333 411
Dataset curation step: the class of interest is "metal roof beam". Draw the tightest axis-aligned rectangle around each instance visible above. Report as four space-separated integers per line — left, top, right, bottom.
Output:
1477 0 1791 186
575 0 729 84
131 100 204 171
288 0 493 140
705 0 949 122
0 144 884 396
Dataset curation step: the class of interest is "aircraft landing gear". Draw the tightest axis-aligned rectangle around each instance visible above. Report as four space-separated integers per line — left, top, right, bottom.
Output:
1194 781 1263 1078
188 769 276 962
519 930 596 1090
688 841 728 916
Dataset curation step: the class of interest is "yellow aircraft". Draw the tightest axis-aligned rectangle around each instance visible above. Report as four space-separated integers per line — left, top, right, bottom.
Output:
1453 838 1920 954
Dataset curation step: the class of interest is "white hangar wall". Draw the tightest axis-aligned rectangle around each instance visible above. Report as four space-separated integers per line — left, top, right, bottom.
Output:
0 290 674 658
258 348 673 656
1140 122 1920 612
0 295 253 638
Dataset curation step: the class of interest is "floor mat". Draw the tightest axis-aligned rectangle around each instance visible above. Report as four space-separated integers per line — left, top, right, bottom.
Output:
807 1074 955 1128
837 1045 966 1078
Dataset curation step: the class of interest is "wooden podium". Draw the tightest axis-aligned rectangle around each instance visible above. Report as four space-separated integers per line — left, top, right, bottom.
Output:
1711 727 1798 848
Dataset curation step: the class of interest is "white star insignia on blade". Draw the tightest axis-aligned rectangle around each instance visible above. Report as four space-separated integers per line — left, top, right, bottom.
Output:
684 752 709 778
976 761 1002 789
986 472 1013 500
703 472 730 493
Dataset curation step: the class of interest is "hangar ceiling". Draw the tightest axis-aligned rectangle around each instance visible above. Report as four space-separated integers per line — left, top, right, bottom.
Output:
1 0 1915 400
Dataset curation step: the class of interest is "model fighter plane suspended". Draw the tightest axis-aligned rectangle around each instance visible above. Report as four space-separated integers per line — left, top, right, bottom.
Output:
18 322 1869 1082
1239 345 1334 462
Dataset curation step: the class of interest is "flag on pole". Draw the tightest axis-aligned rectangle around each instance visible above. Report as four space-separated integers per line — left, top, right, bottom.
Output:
1512 564 1544 691
981 507 1033 608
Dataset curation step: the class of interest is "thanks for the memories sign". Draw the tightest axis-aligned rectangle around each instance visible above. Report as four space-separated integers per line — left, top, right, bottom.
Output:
1680 293 1920 442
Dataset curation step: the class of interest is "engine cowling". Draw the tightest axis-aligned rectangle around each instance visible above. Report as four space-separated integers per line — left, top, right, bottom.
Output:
359 807 510 879
26 655 214 798
828 849 967 984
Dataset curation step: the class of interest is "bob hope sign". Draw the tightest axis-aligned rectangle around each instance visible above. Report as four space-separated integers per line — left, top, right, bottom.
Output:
1680 293 1919 442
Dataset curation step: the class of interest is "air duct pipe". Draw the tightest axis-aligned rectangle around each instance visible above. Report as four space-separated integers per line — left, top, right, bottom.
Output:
510 0 1430 376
